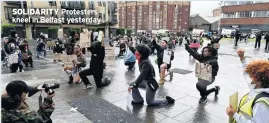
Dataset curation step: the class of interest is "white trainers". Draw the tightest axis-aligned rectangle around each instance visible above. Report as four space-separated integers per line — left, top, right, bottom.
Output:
82 84 92 89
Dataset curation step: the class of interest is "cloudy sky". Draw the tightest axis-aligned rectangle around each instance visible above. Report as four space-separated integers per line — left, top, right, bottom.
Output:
190 1 221 17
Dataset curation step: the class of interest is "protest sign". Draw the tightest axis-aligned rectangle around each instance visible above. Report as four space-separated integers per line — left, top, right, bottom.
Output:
163 50 172 64
195 62 212 82
104 47 115 66
22 53 29 60
80 30 91 48
54 53 62 61
46 41 55 47
98 31 104 42
229 92 238 123
189 43 200 48
8 53 19 64
214 43 220 49
62 55 77 67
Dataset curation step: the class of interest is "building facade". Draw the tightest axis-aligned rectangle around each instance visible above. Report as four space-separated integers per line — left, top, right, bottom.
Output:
118 1 190 33
1 0 119 39
220 1 269 32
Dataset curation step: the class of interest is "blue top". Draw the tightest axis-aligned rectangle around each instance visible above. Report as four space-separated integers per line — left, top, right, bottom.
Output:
124 49 136 63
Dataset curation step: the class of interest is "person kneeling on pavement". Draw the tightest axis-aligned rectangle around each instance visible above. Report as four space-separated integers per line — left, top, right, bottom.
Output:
21 45 33 67
124 44 136 70
78 34 111 89
184 44 220 103
1 80 55 123
226 50 269 123
53 41 64 62
64 44 86 84
128 44 175 106
8 43 23 73
151 39 174 84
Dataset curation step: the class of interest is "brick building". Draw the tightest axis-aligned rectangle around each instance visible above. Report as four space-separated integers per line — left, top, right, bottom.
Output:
118 1 190 33
220 1 269 32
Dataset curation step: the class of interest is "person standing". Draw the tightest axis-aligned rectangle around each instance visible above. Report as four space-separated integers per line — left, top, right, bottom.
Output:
128 44 175 106
235 30 241 47
184 44 220 103
264 31 269 50
254 31 262 49
226 50 269 123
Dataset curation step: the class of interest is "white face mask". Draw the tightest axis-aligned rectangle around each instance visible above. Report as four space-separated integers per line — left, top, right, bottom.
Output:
248 83 256 90
15 34 18 37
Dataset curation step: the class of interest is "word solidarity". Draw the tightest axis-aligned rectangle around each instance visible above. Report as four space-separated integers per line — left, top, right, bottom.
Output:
12 9 98 15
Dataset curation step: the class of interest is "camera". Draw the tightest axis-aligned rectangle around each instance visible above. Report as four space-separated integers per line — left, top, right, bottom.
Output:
42 83 60 95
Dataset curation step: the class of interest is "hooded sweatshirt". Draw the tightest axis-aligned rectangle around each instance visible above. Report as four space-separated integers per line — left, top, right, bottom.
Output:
233 59 269 123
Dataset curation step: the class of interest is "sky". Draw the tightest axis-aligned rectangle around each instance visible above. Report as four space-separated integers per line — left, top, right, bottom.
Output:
190 1 221 17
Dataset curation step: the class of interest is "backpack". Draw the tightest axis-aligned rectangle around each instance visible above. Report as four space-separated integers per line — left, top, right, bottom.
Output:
251 92 269 108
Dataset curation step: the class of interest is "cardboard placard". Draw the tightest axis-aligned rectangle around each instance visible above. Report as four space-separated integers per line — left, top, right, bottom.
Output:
80 30 91 48
22 53 29 60
46 41 55 47
98 31 104 42
62 55 77 67
104 47 115 65
8 53 19 64
195 62 212 82
214 43 220 49
54 53 62 61
229 92 238 123
163 50 172 64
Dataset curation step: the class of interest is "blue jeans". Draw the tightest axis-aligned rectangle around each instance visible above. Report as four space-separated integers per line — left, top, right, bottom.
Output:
132 81 167 106
37 49 46 58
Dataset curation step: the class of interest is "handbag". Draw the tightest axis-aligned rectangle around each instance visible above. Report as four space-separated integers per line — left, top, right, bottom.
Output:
147 65 159 91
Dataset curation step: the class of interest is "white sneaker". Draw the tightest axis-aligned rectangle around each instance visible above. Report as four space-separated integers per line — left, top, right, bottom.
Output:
82 84 92 89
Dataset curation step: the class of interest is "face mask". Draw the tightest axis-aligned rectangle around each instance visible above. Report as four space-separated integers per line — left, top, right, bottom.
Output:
15 34 18 37
248 83 256 90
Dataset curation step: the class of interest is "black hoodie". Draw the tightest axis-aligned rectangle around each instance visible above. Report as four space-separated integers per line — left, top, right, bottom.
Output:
186 45 219 77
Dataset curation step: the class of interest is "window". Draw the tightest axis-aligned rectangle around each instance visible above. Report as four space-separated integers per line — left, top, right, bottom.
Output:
239 1 252 5
157 5 160 9
144 12 146 14
238 11 252 18
4 7 14 19
98 1 102 6
185 8 188 11
102 1 106 7
224 1 237 6
254 11 268 17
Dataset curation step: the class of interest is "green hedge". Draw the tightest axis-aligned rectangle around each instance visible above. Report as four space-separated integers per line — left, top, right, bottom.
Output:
116 28 125 36
2 23 16 37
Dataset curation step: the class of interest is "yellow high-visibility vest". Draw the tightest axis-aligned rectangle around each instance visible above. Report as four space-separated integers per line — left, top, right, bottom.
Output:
233 92 269 123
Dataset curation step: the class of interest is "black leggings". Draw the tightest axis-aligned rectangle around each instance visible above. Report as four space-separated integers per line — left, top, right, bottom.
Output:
196 77 216 98
22 57 33 66
10 63 23 73
79 68 107 88
125 62 135 69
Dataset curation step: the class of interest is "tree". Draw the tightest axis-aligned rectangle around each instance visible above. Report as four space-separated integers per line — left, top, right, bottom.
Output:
116 28 125 36
126 29 133 35
2 23 16 37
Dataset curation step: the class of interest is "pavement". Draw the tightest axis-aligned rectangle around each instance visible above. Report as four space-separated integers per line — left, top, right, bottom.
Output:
1 39 269 123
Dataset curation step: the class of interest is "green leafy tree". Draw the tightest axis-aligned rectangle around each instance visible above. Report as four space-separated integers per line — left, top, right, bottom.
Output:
116 28 125 36
2 23 16 37
126 29 133 35
48 27 58 39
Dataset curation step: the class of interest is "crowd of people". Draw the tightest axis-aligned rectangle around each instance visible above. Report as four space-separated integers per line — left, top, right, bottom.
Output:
1 29 269 123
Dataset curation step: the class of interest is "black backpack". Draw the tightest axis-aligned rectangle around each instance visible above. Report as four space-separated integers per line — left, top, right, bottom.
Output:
251 92 269 108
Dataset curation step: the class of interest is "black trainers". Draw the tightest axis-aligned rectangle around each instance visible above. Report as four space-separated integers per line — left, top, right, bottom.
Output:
169 71 174 79
68 76 73 84
215 86 220 96
199 97 207 104
131 101 144 105
166 96 175 104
